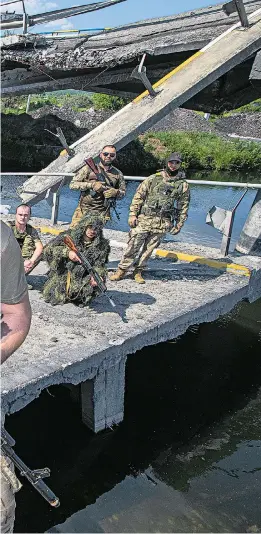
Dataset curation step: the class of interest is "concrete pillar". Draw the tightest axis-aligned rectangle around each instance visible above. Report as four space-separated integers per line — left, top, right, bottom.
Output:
236 189 261 255
81 357 126 433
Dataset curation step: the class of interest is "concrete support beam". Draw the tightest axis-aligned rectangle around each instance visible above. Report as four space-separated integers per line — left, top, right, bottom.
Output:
236 189 261 255
81 357 127 432
19 10 261 205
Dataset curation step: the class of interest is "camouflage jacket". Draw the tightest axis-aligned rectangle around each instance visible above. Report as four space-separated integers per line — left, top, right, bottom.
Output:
129 170 190 227
69 162 126 214
8 221 42 259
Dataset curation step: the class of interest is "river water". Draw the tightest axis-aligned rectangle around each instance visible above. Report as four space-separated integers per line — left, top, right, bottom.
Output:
6 299 261 533
1 170 259 250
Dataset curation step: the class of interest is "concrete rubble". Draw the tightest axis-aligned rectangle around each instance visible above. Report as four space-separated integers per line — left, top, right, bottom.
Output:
1 0 260 112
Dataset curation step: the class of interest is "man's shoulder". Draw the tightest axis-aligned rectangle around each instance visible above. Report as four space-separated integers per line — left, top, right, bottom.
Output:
1 220 13 253
27 224 42 240
110 165 124 177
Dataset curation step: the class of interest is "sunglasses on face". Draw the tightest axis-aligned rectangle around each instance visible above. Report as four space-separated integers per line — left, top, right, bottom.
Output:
169 160 180 164
102 152 116 157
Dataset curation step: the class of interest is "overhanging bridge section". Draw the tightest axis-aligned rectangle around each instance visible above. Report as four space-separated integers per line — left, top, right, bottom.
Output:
20 8 261 206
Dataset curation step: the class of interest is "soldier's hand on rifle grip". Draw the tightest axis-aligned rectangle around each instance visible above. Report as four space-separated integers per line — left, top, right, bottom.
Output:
104 187 118 199
69 251 82 263
90 276 98 287
92 181 105 193
128 216 138 228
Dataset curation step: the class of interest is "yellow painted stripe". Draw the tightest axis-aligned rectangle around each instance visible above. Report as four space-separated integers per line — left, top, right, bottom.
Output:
133 50 203 104
35 225 64 235
155 249 251 277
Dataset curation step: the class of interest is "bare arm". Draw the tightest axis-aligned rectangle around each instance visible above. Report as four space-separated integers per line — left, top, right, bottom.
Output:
1 294 31 364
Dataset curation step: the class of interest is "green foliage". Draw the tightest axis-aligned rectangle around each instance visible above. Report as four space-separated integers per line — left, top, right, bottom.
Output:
118 132 261 174
142 132 261 171
91 93 128 111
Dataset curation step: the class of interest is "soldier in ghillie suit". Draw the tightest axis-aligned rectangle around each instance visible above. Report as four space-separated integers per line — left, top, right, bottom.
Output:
110 152 190 284
69 144 126 227
42 214 110 307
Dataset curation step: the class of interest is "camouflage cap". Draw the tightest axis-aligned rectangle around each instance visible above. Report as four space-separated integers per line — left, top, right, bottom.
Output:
166 152 182 163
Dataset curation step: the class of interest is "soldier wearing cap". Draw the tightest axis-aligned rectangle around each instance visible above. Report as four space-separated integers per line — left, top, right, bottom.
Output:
110 152 190 284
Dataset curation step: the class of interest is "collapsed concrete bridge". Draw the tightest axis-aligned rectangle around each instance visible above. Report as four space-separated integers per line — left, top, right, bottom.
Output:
1 0 261 112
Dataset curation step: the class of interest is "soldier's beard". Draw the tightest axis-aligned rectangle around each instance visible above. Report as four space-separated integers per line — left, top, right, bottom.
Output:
100 157 112 168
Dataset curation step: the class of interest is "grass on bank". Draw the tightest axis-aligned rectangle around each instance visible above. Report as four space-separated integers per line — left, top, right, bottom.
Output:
118 132 261 173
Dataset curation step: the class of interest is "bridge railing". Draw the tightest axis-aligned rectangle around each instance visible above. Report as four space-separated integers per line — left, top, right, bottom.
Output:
1 173 261 255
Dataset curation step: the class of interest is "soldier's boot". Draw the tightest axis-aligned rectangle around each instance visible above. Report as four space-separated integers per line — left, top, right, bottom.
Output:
133 269 145 284
109 268 126 281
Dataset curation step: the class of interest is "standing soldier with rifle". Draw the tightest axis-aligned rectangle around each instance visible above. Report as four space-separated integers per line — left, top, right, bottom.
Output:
110 153 190 284
70 144 126 227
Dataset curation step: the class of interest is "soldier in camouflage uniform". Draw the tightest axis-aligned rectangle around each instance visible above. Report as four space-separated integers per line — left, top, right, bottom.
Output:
42 213 110 307
70 144 126 227
110 152 190 284
8 204 43 280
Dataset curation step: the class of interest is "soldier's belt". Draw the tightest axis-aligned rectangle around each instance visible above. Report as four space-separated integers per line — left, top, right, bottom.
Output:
141 207 173 218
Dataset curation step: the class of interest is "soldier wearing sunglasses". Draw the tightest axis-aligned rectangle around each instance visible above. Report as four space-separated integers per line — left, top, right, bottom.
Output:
70 144 126 227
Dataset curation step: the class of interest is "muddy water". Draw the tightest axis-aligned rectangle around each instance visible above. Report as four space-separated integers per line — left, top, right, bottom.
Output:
6 299 261 533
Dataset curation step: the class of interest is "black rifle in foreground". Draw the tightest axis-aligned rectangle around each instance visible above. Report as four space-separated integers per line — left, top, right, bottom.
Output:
85 157 120 220
63 235 116 309
1 427 60 508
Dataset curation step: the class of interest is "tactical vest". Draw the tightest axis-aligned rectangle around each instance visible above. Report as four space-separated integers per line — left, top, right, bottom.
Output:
9 221 36 258
80 165 122 212
141 171 186 219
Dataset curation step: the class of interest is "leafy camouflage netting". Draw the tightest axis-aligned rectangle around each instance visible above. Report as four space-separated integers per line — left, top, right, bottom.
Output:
42 213 110 307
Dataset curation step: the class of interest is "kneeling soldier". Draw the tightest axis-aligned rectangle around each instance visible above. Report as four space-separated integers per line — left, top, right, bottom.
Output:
110 152 190 284
42 214 110 307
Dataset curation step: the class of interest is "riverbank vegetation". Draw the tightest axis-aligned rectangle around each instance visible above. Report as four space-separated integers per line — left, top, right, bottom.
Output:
1 92 128 114
1 93 260 116
118 132 261 174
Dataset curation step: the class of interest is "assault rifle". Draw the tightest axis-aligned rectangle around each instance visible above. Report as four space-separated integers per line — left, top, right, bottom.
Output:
63 235 116 309
1 427 60 508
84 158 120 220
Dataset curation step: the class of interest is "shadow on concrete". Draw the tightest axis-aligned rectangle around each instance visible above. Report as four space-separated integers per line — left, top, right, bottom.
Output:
92 290 156 323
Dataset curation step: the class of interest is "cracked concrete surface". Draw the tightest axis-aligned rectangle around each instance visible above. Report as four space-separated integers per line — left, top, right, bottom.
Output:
1 229 261 429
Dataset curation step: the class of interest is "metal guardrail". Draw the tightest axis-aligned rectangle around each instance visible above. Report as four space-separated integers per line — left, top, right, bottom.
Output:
1 173 260 255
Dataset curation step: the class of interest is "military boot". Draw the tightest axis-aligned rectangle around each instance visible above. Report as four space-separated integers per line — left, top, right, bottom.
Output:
109 268 126 281
133 270 145 284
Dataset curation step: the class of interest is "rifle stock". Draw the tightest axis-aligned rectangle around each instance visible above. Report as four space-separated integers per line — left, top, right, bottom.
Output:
1 427 60 508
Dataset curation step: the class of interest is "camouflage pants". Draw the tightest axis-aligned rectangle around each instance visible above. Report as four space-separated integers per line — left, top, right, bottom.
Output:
0 456 21 533
70 205 108 228
118 228 165 272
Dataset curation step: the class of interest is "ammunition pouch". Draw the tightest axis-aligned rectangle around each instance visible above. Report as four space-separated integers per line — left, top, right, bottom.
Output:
141 205 177 220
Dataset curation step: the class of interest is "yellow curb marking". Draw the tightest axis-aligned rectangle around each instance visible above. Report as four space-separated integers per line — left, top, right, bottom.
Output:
155 249 251 277
35 225 64 235
36 226 250 277
133 50 203 104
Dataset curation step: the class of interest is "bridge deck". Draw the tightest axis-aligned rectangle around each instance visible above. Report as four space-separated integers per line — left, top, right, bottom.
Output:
2 231 261 432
